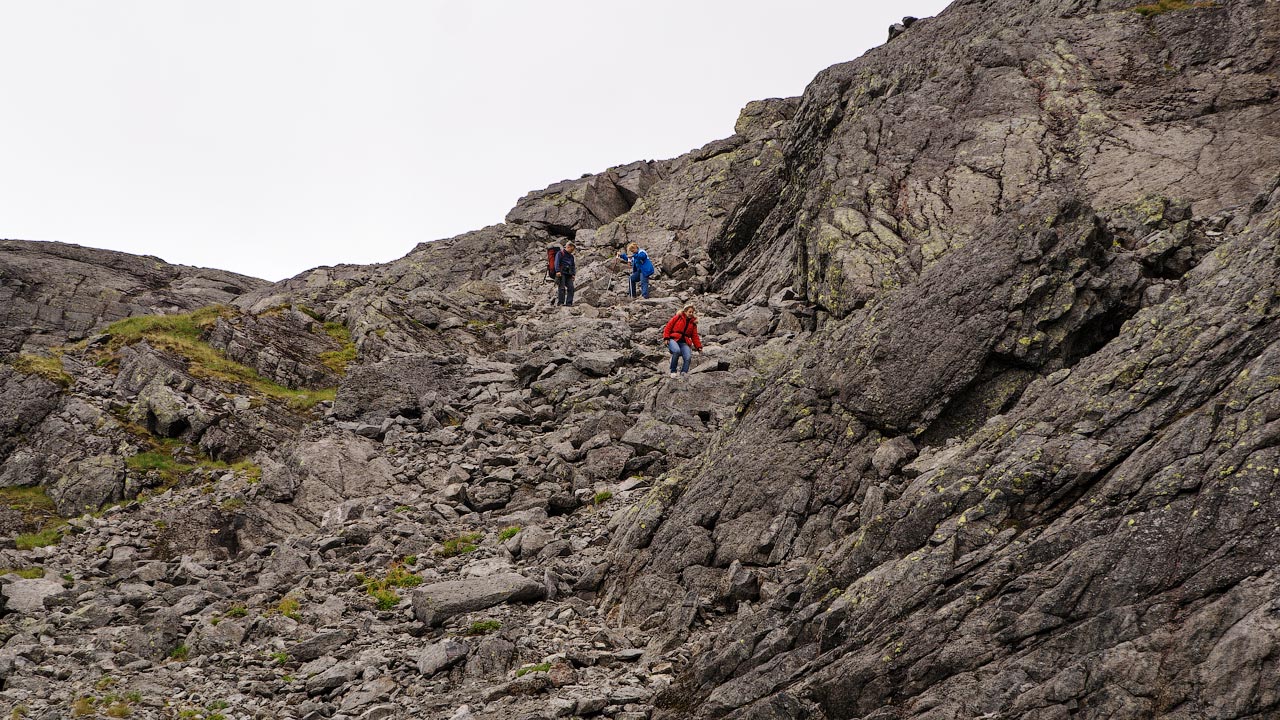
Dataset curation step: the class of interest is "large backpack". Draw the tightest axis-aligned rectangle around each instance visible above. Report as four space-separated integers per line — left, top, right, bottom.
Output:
545 246 560 281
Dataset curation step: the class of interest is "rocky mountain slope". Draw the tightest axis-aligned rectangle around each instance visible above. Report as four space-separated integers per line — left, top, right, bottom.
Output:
1 0 1279 718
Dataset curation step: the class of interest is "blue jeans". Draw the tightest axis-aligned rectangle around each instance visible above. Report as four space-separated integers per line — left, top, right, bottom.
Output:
668 339 691 374
630 270 650 298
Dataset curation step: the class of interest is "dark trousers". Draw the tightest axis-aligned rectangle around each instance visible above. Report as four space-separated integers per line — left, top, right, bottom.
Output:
556 274 575 306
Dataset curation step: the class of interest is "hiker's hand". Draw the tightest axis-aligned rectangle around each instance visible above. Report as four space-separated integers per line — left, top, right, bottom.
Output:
556 272 561 277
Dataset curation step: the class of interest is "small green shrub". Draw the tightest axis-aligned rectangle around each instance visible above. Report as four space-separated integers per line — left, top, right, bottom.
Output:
269 652 289 665
593 491 614 505
94 676 117 691
276 595 302 620
384 562 423 588
369 587 400 610
498 526 521 541
225 604 248 618
357 562 417 609
169 645 189 661
465 619 501 636
438 532 483 557
516 662 551 677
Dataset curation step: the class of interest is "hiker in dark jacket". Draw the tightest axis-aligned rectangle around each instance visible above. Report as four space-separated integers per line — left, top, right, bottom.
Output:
617 242 655 299
555 242 577 306
662 304 702 377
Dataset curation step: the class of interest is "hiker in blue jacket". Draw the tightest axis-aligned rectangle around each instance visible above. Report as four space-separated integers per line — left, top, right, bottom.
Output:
617 242 655 299
555 242 577 306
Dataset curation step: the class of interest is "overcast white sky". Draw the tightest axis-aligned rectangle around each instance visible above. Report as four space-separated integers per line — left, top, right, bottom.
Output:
0 1 951 281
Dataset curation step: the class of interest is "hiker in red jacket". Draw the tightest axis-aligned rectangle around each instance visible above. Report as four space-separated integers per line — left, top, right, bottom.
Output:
662 304 702 378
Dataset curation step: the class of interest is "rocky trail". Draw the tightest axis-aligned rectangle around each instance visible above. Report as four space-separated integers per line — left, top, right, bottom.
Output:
3 0 1280 718
0 232 803 720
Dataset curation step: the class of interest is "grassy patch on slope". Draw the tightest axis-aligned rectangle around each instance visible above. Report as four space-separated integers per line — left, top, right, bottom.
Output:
100 306 334 409
1131 0 1216 15
9 353 74 388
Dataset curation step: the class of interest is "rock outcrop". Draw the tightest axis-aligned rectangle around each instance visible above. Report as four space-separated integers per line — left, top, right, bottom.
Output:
0 239 266 353
1 0 1279 718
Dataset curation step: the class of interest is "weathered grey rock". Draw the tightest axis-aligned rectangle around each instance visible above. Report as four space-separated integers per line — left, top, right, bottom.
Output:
870 435 917 478
411 573 546 626
338 676 396 713
305 660 362 695
288 629 355 662
417 639 470 676
186 618 248 655
1 578 65 613
464 482 513 512
257 435 398 526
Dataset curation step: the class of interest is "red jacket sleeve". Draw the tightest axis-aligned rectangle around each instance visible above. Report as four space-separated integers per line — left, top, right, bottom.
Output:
688 321 702 350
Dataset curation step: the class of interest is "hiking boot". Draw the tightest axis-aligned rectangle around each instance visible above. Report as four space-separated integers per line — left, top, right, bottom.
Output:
669 372 678 378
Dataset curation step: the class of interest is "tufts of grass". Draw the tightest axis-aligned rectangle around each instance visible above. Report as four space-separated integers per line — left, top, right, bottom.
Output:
384 562 423 588
15 527 62 551
168 644 189 661
104 703 132 718
275 594 302 621
356 561 422 610
318 322 357 375
438 532 483 558
1132 0 1215 15
126 452 188 474
0 485 59 532
9 353 73 388
269 651 289 665
498 526 521 542
593 491 614 505
464 619 501 636
71 697 96 716
515 662 551 677
0 567 45 579
225 604 248 618
126 444 263 499
369 587 400 611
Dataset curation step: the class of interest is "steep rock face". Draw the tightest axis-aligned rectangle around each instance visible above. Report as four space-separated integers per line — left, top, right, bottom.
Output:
601 1 1280 718
0 239 266 353
708 0 1279 316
